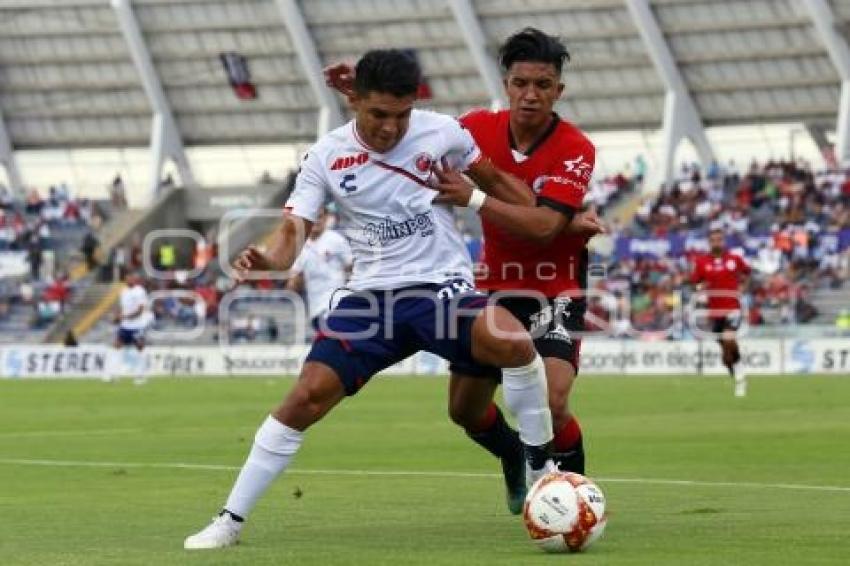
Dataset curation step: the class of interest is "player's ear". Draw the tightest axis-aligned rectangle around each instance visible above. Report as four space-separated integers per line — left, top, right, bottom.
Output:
556 82 565 99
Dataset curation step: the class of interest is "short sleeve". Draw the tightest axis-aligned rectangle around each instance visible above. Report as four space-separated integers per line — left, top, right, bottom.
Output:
538 142 595 212
737 255 752 275
442 118 483 172
284 150 329 222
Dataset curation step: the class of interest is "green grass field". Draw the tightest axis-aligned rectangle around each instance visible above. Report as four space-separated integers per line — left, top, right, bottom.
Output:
2 375 850 565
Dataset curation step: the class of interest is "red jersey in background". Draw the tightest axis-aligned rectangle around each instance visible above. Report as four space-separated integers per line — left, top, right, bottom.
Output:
690 252 751 313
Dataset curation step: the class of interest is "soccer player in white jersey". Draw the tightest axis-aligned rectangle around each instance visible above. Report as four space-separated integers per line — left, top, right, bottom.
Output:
286 208 352 330
111 271 149 384
184 49 558 550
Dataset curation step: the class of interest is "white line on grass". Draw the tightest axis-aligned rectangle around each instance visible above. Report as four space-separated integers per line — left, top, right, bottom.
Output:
1 457 849 494
0 428 142 439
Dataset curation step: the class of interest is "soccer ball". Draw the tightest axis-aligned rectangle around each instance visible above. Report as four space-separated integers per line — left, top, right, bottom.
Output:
522 471 607 553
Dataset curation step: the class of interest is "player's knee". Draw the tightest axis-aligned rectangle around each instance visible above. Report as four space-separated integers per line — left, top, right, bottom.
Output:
277 372 340 428
447 399 477 430
548 387 570 429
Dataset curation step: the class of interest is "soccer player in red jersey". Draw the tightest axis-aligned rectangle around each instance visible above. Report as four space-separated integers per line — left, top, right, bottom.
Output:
690 227 751 397
438 28 596 477
324 28 602 512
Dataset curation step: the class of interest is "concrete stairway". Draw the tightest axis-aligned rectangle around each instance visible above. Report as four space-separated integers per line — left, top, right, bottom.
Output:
807 287 850 325
44 281 120 343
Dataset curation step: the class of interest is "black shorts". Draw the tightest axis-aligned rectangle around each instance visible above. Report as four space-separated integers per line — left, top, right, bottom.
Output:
711 311 742 335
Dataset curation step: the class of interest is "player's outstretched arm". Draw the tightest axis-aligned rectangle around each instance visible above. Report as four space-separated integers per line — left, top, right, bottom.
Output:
434 162 603 245
465 159 535 206
233 213 312 282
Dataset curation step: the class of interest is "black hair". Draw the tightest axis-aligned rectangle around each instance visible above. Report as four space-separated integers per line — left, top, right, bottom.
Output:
499 27 570 74
354 49 422 97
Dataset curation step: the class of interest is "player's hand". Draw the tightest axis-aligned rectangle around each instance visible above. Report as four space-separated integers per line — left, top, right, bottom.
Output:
323 62 356 97
565 210 607 237
431 158 475 207
232 245 273 283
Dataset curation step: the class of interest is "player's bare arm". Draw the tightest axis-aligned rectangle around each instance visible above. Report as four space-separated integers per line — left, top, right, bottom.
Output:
285 271 305 293
233 213 312 281
433 162 604 245
465 158 535 206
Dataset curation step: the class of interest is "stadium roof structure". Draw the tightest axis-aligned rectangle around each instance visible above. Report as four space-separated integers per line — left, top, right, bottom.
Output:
0 0 849 196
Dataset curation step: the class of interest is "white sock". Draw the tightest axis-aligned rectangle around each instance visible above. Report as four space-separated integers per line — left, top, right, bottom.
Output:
502 354 553 447
133 349 147 381
223 415 304 519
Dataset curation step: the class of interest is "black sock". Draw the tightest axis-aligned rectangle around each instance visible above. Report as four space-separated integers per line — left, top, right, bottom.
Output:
524 442 552 471
466 406 522 462
220 509 244 523
553 436 585 474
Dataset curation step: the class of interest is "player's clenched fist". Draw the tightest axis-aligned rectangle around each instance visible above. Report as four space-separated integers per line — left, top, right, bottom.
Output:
323 62 355 98
233 245 272 282
566 210 606 237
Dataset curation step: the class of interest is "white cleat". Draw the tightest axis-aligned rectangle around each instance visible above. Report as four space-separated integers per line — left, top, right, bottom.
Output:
526 459 560 489
184 514 242 550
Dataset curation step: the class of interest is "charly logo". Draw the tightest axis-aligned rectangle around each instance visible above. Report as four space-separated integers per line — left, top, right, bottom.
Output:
363 212 435 246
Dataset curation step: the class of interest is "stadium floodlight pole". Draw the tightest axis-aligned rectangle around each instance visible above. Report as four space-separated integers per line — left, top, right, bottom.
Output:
802 0 850 166
447 0 507 110
624 0 714 188
0 107 24 196
111 0 195 201
274 0 344 137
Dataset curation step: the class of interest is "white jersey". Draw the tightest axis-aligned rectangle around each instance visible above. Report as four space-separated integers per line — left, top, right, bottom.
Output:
285 110 482 291
119 284 149 331
292 229 353 319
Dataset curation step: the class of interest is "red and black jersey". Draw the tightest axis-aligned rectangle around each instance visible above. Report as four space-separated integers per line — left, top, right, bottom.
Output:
459 108 595 297
690 252 751 312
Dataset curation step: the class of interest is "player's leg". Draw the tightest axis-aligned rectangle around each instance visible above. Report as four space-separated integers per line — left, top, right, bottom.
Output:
132 332 148 385
497 295 587 474
468 305 554 479
724 327 746 397
543 356 585 474
186 292 399 549
716 313 746 397
184 360 347 550
447 372 525 514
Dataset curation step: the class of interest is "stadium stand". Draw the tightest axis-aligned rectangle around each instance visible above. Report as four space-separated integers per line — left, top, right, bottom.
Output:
0 0 848 347
590 160 850 337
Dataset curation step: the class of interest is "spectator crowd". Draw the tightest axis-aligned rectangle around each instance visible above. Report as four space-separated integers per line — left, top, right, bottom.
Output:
588 159 850 337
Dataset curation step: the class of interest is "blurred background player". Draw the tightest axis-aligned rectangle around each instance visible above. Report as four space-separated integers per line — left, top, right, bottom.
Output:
690 227 752 397
286 207 352 332
111 271 150 384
